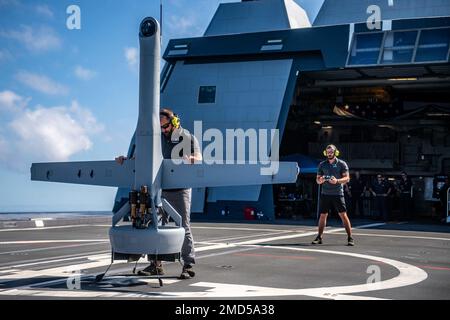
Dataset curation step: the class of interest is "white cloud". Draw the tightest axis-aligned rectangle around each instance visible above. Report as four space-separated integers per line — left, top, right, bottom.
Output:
0 25 61 52
35 4 54 18
0 99 105 172
10 106 90 161
0 90 30 112
167 14 202 37
69 100 105 134
16 71 69 95
74 65 96 81
124 47 138 70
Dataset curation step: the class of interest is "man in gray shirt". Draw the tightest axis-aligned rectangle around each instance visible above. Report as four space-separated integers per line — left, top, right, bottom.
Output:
116 108 202 279
312 144 354 246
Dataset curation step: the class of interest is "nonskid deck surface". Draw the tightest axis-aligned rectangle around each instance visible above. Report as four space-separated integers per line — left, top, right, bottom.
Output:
0 219 449 300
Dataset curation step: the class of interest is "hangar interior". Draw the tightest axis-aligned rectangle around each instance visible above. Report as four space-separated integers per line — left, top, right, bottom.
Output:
275 25 450 220
279 65 450 219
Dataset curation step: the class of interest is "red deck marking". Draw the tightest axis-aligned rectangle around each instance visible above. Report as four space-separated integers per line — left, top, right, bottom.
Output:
418 265 450 271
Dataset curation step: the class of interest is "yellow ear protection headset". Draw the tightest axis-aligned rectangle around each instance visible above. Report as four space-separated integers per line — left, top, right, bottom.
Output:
160 111 181 129
323 144 340 157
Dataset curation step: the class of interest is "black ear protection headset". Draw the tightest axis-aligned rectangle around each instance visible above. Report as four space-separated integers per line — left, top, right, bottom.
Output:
323 144 340 157
160 111 181 129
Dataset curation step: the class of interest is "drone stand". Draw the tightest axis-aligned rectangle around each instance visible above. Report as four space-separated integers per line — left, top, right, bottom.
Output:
94 196 184 287
94 256 113 283
94 252 177 287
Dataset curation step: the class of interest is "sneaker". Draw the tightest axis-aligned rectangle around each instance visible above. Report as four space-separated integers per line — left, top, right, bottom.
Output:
179 265 195 280
138 263 164 276
311 235 322 245
347 237 355 246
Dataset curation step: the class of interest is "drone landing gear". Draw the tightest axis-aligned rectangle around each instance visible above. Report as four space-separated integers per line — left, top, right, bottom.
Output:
94 252 180 288
94 253 115 283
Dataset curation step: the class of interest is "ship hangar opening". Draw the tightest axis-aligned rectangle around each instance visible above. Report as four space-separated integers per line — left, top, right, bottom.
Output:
114 1 450 223
275 22 450 222
278 63 450 222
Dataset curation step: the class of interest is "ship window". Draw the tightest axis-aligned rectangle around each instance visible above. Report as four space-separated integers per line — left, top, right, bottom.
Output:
381 31 417 64
348 27 450 66
198 86 216 104
348 32 383 65
415 28 450 62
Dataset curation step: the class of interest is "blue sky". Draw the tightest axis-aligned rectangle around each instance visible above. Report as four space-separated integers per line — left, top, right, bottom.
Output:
0 0 324 212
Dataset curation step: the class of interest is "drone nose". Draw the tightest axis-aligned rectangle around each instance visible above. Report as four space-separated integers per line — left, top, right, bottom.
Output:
140 17 157 37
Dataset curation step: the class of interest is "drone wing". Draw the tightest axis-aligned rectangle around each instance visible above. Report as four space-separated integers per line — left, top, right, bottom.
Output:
30 160 135 188
161 160 299 189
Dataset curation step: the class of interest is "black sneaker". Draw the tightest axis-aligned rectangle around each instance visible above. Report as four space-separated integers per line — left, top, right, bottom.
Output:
179 265 195 280
311 235 322 245
347 237 355 246
138 263 164 276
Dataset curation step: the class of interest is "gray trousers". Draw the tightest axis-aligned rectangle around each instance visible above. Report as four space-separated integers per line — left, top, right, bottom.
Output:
162 189 195 266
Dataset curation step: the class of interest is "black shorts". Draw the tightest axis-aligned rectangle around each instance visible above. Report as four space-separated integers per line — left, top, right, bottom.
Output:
319 194 347 214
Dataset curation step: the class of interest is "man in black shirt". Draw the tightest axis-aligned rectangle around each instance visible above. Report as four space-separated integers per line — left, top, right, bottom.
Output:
348 171 365 217
312 145 354 246
369 174 392 221
398 171 413 220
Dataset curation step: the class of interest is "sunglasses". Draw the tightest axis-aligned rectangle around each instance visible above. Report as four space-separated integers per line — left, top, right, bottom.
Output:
161 122 171 129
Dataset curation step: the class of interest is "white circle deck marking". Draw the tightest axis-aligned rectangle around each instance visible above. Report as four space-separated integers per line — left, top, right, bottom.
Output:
0 222 429 299
0 245 428 300
145 245 428 299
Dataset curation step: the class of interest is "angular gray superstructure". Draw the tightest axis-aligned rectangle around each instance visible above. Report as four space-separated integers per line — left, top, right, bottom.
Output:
205 0 311 36
162 0 310 213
